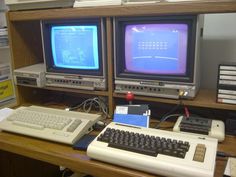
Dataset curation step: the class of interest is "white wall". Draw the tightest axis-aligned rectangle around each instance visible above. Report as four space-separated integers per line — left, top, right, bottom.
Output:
0 0 7 27
201 13 236 89
0 0 7 10
0 13 6 27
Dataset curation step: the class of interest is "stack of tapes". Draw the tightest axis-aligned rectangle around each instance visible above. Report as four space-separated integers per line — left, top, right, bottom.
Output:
0 27 8 47
217 62 236 104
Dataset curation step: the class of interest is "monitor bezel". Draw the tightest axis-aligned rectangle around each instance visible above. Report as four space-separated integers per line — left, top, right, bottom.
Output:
41 18 105 77
114 15 198 83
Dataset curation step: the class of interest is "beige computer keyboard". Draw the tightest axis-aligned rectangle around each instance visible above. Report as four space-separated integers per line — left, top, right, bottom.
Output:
0 105 102 144
87 122 218 177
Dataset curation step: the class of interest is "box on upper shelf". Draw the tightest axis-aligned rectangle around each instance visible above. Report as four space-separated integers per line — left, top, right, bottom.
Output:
5 0 74 11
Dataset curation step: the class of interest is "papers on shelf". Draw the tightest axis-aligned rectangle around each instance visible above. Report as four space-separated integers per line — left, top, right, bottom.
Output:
165 0 202 2
73 0 204 7
73 0 122 7
123 0 160 5
0 63 15 104
0 28 8 47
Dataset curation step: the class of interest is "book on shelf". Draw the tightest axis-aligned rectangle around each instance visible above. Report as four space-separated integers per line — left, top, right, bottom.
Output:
0 63 15 106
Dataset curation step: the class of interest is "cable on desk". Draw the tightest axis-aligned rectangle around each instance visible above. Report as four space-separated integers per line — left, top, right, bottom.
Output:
65 97 109 118
61 168 94 177
184 106 190 118
61 168 73 177
159 125 176 130
155 101 182 129
156 113 182 129
217 151 236 158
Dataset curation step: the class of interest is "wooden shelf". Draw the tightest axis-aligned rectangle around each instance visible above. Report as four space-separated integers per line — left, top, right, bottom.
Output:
44 86 109 96
7 0 236 21
7 0 236 115
114 89 236 111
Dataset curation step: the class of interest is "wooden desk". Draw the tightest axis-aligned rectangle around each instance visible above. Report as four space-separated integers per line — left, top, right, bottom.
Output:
0 130 235 177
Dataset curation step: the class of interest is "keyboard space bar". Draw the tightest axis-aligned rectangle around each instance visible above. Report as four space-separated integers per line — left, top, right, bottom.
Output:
12 121 44 130
108 142 158 157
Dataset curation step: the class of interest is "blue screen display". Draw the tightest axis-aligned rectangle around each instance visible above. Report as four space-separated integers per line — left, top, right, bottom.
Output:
51 26 99 70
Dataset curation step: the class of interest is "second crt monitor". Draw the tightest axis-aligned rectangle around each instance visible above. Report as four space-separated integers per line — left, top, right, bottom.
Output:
114 15 204 99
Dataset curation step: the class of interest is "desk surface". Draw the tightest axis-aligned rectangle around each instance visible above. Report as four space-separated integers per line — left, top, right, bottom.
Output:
0 129 235 177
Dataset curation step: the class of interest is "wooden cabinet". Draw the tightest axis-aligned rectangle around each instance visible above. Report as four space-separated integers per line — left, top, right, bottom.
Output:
0 150 60 177
6 0 236 116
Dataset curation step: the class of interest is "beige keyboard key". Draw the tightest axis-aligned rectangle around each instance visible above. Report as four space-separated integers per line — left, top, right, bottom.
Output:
193 144 206 162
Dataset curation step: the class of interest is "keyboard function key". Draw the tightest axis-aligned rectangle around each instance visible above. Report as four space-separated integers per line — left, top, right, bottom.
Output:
193 144 206 162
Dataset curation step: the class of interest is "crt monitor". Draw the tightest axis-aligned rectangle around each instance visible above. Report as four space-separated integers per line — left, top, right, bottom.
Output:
114 15 203 99
41 18 107 90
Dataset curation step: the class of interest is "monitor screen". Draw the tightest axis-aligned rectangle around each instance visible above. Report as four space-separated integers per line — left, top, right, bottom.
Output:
115 15 198 83
51 25 99 70
41 18 105 76
125 24 188 75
